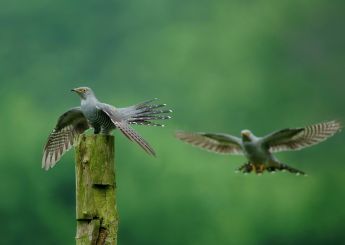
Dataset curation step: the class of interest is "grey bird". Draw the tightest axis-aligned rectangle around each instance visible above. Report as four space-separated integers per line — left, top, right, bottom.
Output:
176 121 342 175
42 87 172 170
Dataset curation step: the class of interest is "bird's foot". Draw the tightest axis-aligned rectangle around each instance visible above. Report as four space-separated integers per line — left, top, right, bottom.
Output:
237 163 267 174
236 163 266 174
237 163 254 174
255 164 266 174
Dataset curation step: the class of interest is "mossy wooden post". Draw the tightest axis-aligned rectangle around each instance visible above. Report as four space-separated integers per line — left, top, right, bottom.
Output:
75 135 118 245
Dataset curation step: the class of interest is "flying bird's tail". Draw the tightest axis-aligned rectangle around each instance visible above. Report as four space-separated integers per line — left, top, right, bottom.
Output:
119 98 172 127
273 163 306 175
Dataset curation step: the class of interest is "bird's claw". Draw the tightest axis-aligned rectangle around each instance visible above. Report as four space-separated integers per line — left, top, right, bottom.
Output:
237 163 254 174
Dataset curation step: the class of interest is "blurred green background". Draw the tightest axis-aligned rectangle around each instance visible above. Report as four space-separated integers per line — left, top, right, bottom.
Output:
0 0 344 244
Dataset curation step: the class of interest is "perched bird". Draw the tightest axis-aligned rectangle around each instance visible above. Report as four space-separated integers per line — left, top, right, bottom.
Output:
42 87 172 170
176 121 342 175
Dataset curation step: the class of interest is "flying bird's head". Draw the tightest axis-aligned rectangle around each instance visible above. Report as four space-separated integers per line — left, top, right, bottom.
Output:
241 129 254 142
71 87 95 100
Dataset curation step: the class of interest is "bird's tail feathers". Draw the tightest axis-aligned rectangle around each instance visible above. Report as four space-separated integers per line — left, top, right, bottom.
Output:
121 99 172 127
272 163 306 175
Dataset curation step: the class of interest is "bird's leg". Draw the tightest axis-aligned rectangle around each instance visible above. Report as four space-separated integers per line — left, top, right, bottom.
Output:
93 126 101 134
237 164 246 172
255 164 266 174
237 163 253 174
100 126 112 135
278 163 306 176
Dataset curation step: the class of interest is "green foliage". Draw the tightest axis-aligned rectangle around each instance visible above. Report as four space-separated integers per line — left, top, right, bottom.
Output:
0 0 344 244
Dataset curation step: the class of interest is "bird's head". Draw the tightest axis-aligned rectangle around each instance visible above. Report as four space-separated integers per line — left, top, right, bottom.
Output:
71 87 95 100
241 129 254 142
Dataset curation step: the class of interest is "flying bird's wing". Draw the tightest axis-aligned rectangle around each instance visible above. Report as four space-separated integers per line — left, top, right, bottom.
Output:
176 131 243 155
98 103 157 156
42 107 89 170
262 120 342 152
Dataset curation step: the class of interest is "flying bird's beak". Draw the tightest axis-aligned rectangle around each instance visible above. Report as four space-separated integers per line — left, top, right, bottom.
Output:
71 88 78 93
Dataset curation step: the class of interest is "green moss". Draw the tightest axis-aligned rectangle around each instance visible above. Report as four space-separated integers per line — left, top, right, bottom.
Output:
75 135 118 245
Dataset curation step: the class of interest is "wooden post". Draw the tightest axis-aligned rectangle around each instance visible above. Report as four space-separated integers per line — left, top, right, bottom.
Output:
75 135 118 245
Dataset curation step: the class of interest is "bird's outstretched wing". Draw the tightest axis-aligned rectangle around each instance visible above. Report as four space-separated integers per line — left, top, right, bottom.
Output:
176 131 243 155
262 120 342 152
98 103 156 156
42 108 89 170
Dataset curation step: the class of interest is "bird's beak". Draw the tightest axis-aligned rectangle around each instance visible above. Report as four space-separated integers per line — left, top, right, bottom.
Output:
71 88 78 93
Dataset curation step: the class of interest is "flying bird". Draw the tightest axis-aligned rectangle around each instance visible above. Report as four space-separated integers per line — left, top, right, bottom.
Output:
176 121 341 175
42 87 172 170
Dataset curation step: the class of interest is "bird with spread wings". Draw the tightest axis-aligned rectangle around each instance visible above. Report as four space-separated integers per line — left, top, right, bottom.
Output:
42 87 172 170
176 121 342 175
